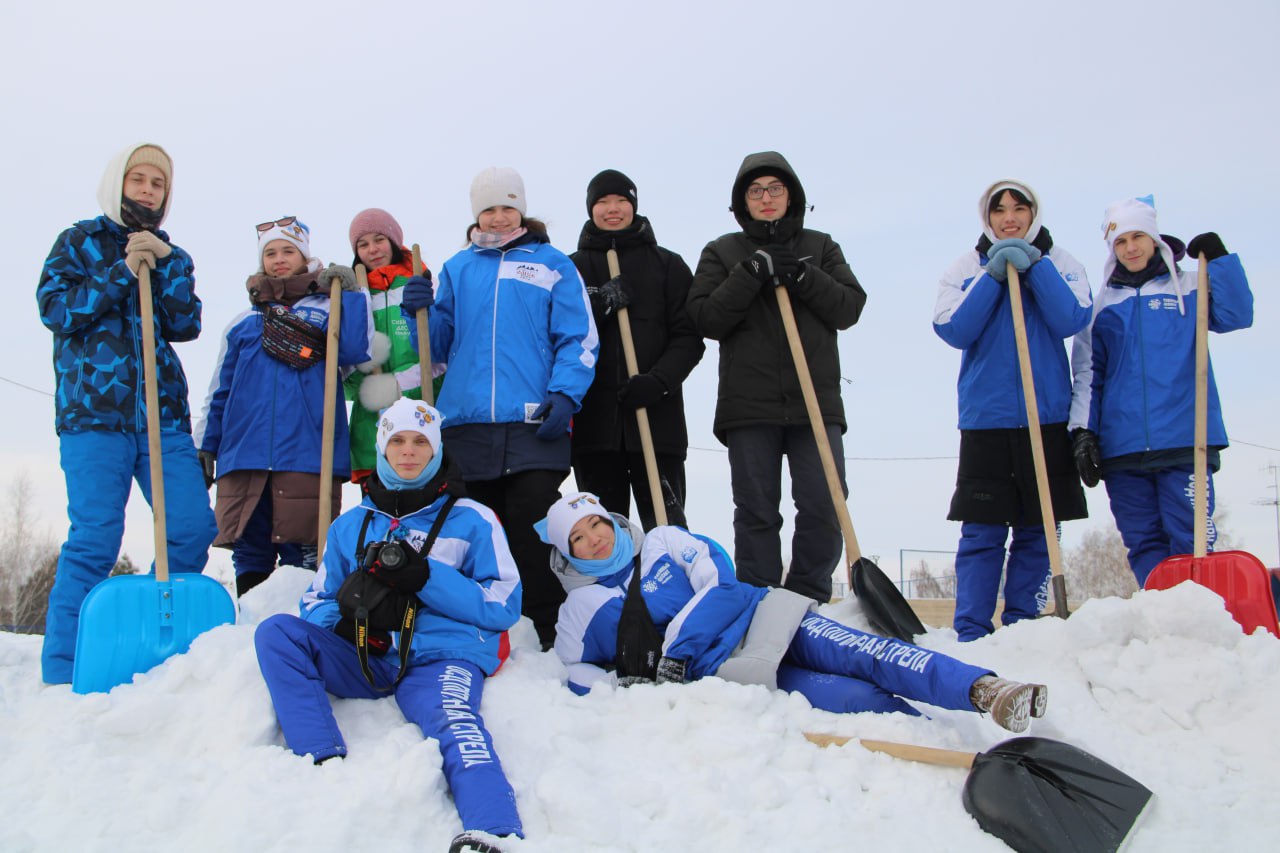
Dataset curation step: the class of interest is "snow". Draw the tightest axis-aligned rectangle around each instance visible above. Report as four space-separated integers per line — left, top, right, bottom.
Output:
2 571 1277 852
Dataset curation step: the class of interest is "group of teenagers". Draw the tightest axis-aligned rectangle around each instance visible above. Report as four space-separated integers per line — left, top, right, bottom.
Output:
36 142 1251 851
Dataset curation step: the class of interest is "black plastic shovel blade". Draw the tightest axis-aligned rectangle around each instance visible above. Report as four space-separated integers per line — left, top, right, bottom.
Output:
961 737 1153 853
849 557 926 641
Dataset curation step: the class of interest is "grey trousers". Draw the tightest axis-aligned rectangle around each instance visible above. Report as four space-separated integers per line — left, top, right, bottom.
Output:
726 423 846 603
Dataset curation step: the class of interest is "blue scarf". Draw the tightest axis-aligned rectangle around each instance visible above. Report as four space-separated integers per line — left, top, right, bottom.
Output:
375 450 442 491
566 520 635 579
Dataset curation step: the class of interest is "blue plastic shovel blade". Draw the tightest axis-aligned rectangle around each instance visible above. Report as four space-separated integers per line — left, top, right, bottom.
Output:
71 573 235 695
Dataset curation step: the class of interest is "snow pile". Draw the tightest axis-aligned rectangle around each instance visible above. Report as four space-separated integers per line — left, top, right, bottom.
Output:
1 571 1276 852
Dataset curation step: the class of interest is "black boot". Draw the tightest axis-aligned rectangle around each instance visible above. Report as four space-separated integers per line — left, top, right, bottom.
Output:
236 571 271 597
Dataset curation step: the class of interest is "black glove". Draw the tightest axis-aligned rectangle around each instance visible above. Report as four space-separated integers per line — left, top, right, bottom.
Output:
743 249 777 284
592 275 631 316
333 618 391 656
764 244 800 284
197 450 216 489
617 373 668 410
1186 232 1227 261
364 539 432 594
1071 428 1102 488
655 656 687 684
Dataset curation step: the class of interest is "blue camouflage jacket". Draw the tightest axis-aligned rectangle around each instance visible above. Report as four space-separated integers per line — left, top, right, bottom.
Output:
37 215 202 434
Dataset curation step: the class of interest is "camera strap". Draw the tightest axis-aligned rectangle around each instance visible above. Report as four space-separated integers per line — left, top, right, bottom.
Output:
353 495 459 691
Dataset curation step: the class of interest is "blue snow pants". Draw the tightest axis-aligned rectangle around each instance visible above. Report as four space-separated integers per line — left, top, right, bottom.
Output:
254 615 523 838
779 613 989 715
953 522 1051 642
42 429 217 684
1105 466 1217 586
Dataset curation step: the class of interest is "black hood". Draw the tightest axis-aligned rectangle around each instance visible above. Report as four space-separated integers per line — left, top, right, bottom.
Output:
730 151 807 243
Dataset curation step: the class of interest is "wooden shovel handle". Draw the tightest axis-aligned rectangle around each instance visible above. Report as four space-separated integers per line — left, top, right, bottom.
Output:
775 285 861 572
1006 264 1068 617
412 244 434 405
608 249 666 527
803 732 976 769
137 262 169 582
317 271 343 560
1193 254 1209 558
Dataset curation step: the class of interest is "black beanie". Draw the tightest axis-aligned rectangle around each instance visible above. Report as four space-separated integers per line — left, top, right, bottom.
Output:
586 169 638 215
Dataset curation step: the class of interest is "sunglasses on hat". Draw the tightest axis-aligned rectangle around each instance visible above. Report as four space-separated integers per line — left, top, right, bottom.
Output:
256 216 297 234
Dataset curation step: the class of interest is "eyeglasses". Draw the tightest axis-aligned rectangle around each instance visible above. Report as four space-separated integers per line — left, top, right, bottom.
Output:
746 184 787 200
256 216 297 233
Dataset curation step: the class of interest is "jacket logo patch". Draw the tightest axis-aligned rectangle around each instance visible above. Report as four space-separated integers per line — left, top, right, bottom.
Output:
1147 297 1178 311
680 546 697 563
514 264 539 283
642 579 659 594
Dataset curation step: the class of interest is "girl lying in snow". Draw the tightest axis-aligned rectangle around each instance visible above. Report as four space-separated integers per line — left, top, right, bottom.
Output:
537 492 1048 732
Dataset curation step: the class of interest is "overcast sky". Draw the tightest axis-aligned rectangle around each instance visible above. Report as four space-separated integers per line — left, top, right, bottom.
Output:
3 0 1278 586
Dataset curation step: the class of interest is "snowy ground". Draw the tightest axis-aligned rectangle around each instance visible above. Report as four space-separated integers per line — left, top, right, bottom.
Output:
1 571 1276 853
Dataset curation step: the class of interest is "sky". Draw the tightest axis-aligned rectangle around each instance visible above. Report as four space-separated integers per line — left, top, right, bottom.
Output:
2 569 1277 850
2 0 1279 588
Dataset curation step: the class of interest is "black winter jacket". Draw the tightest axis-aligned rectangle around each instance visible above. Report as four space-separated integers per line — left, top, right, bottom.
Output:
687 152 866 443
570 217 704 457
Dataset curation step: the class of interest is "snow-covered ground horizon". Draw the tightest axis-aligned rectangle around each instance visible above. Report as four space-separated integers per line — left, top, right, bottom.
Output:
2 570 1276 852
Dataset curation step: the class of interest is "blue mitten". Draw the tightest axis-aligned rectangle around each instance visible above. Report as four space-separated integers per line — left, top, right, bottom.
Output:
988 237 1042 265
402 274 435 314
532 392 574 440
987 238 1041 282
987 247 1030 281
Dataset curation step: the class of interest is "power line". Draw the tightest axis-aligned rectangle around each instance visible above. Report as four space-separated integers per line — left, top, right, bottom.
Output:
0 375 54 398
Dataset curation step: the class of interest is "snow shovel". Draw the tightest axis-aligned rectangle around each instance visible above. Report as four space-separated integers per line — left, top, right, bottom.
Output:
316 267 346 560
608 248 667 527
804 733 1153 853
774 285 924 640
71 262 235 694
1143 255 1279 636
412 244 433 405
1006 264 1069 618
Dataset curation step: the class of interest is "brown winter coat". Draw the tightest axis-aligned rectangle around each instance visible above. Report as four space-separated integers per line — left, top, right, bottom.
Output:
212 470 342 548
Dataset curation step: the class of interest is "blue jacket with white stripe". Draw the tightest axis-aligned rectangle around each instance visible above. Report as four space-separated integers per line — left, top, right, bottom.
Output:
934 247 1092 430
300 488 522 676
552 516 766 694
424 235 598 430
1068 254 1252 461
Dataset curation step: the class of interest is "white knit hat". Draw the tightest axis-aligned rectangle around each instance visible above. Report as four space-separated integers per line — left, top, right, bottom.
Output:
1100 195 1180 307
536 492 611 558
257 217 312 271
375 398 444 457
979 178 1042 244
470 167 527 219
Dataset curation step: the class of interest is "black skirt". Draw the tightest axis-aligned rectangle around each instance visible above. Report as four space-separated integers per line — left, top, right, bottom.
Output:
947 423 1087 526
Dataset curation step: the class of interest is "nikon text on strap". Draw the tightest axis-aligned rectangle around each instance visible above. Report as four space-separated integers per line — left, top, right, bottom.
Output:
352 495 459 691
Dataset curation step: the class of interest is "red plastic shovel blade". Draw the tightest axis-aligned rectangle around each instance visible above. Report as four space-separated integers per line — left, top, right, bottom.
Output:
1145 551 1280 637
71 573 236 694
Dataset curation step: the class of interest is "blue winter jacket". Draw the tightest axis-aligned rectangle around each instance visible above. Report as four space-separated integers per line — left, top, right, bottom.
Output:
420 238 598 429
553 517 766 694
933 247 1092 429
1068 254 1252 460
300 492 522 675
194 289 372 477
38 216 202 434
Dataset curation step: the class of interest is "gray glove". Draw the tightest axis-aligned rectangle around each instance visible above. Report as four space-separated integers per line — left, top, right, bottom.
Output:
322 264 360 292
655 656 687 684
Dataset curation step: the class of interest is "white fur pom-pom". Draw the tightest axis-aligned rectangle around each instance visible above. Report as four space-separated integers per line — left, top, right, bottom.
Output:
357 373 401 411
355 331 393 374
